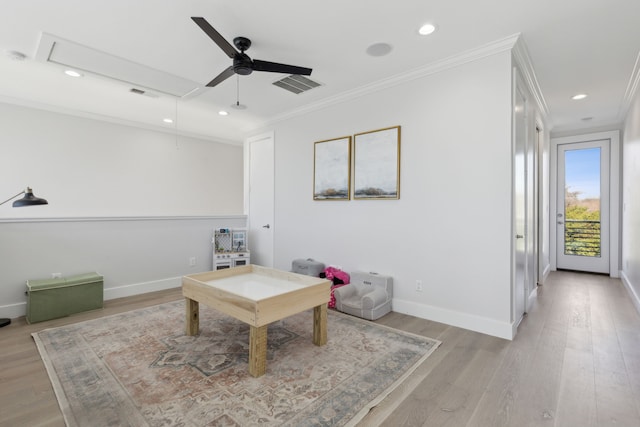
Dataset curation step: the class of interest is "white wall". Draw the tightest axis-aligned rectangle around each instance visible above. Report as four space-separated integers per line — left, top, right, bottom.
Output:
0 216 246 319
0 102 243 218
0 103 246 319
261 51 515 338
622 88 640 311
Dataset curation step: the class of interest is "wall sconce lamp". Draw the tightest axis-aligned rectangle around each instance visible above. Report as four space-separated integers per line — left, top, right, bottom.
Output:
0 187 48 208
1 187 48 327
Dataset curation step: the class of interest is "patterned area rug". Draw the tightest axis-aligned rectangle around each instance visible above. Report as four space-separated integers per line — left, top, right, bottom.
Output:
33 300 440 427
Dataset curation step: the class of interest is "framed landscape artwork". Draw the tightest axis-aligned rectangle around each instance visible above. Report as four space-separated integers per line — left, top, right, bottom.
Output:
313 136 351 200
354 126 401 199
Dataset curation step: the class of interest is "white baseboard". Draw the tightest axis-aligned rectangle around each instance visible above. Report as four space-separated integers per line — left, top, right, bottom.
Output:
392 298 514 340
0 277 181 320
0 302 27 321
541 263 551 284
527 286 538 312
103 277 181 301
621 271 640 315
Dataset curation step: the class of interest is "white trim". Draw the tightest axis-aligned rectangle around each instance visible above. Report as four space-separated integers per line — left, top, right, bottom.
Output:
621 270 640 315
252 34 521 132
619 51 640 122
541 263 552 284
103 277 181 301
527 286 539 312
512 36 550 119
0 302 27 321
0 97 242 146
0 215 246 224
392 298 514 340
0 277 182 320
550 131 620 277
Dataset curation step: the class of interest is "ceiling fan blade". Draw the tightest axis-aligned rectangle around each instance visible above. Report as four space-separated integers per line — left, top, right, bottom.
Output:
252 60 312 76
191 17 237 59
206 66 235 87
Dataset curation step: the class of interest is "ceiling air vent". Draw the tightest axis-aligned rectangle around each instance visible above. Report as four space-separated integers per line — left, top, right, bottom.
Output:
272 75 321 94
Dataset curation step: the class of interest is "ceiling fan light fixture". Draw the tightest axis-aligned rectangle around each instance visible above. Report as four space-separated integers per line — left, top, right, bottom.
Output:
418 23 437 36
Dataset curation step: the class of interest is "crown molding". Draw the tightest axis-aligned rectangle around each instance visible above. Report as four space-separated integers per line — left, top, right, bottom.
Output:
619 51 640 122
0 96 242 146
258 34 522 130
511 35 549 120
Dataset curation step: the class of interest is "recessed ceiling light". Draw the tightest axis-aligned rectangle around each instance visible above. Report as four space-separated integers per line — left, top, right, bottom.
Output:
162 118 174 124
366 43 393 57
572 93 588 100
418 23 437 36
218 110 229 116
64 69 83 77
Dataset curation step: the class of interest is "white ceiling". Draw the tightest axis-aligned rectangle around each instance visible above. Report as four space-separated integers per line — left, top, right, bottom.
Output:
1 0 639 144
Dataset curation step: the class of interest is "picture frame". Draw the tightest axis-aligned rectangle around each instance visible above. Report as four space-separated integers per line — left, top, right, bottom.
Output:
313 136 351 200
353 126 401 199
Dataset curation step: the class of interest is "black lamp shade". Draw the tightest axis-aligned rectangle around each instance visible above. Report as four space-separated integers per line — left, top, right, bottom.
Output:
12 188 48 207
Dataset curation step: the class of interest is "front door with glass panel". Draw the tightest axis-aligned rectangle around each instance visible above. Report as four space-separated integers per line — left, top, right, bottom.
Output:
556 140 609 273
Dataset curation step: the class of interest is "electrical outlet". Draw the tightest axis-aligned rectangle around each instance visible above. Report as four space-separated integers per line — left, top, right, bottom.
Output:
416 280 423 292
189 257 196 267
52 272 62 279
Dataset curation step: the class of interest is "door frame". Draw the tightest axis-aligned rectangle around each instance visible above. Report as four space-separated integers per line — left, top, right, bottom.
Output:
556 139 610 273
550 130 620 278
513 71 529 327
244 131 275 268
512 67 541 330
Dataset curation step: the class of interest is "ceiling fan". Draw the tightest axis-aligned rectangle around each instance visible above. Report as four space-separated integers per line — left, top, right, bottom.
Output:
192 17 313 87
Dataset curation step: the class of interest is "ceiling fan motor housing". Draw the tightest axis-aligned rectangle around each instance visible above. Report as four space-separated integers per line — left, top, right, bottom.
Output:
234 54 253 75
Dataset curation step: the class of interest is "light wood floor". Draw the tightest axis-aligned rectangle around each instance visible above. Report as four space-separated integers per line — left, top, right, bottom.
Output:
1 271 639 426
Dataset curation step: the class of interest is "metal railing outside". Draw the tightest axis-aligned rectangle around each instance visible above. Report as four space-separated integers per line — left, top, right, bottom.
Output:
564 219 601 257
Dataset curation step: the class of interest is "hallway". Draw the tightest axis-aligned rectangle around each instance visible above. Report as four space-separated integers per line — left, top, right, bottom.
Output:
369 270 640 426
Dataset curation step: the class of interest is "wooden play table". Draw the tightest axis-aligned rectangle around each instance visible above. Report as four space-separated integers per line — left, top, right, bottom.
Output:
182 265 331 377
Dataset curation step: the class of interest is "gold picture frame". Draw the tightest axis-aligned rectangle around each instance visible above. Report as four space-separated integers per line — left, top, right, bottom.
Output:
353 126 401 199
313 136 351 200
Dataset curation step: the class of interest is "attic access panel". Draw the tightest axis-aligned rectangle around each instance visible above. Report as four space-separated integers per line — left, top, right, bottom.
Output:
35 33 203 98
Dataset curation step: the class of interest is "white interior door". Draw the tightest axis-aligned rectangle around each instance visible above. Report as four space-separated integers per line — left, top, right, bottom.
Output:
247 132 274 267
513 75 528 323
556 140 609 273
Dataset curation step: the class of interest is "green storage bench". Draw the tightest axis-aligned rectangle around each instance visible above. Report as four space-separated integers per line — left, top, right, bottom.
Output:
26 272 104 323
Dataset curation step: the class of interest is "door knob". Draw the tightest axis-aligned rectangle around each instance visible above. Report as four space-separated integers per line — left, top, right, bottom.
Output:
262 224 270 229
516 234 524 239
557 221 564 225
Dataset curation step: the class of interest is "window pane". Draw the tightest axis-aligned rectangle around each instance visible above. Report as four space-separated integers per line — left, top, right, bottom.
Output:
564 147 601 257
